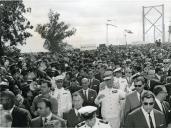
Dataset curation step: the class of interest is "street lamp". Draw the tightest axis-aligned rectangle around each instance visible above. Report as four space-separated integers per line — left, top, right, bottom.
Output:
106 20 117 43
124 29 133 48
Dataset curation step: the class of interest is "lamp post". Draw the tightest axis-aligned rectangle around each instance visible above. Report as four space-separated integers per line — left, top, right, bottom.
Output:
124 29 133 48
106 20 117 43
0 3 4 57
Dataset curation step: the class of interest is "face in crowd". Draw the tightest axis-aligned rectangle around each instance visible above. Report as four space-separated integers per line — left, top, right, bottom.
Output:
125 68 132 77
72 93 84 110
0 91 15 110
81 78 89 90
56 79 63 89
88 70 94 79
40 82 51 95
37 101 50 117
86 116 96 127
142 97 154 113
147 70 155 80
134 79 145 94
103 71 114 87
115 71 122 78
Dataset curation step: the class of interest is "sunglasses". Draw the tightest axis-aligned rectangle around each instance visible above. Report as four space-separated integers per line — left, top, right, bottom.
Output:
134 84 142 87
143 102 154 106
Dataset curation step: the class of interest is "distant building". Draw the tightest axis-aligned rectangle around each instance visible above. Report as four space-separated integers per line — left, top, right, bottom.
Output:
80 44 97 51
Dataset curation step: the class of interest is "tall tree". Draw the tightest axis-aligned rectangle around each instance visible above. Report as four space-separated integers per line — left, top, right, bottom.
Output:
36 10 76 53
0 1 33 56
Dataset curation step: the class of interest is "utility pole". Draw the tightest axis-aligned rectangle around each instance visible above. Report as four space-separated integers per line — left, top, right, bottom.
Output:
169 21 171 43
106 20 117 44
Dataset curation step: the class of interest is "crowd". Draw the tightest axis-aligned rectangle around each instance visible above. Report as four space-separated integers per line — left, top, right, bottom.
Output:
0 42 171 128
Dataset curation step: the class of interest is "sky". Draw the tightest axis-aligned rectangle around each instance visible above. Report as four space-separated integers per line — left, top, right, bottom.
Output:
18 0 171 52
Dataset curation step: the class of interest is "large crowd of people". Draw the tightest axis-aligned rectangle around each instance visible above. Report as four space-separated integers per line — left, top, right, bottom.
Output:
0 42 171 128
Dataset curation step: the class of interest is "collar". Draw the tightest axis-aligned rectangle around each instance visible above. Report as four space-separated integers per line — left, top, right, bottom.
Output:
141 106 154 116
56 87 64 91
155 98 161 104
9 105 15 114
42 112 53 121
83 88 89 91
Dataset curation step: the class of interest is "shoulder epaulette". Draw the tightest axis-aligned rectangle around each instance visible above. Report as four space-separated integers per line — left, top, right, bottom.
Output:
76 121 85 127
99 119 108 124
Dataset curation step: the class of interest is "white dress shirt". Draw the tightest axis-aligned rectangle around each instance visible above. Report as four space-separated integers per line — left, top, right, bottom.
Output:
137 92 141 102
83 88 89 99
52 87 72 117
155 98 163 112
141 107 156 128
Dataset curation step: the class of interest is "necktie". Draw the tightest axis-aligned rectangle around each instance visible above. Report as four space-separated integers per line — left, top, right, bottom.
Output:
43 117 48 127
161 103 166 116
41 118 44 127
83 90 87 100
148 113 154 128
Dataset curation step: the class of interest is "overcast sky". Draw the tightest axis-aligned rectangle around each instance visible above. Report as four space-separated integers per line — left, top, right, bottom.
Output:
19 0 171 52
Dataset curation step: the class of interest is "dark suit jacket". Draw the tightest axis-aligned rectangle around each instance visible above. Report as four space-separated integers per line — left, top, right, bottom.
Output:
31 114 66 128
78 88 97 106
145 79 161 92
11 106 31 128
94 73 103 82
124 91 141 119
63 109 84 127
89 78 100 93
124 108 167 128
154 100 171 125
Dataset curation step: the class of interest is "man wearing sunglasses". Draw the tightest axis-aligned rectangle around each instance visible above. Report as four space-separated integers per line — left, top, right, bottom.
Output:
124 76 146 122
124 91 166 128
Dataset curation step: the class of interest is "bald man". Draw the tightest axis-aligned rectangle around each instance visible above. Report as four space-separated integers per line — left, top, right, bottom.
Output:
78 78 97 107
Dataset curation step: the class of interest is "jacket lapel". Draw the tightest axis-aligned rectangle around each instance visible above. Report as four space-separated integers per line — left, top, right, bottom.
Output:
154 101 162 112
133 91 141 107
139 109 149 128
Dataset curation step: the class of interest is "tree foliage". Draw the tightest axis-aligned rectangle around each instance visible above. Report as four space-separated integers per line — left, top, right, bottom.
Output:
0 0 33 56
36 10 76 52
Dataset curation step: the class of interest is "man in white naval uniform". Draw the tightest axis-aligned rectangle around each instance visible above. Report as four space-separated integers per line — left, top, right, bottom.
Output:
113 67 129 92
95 74 126 128
75 106 111 128
51 75 72 117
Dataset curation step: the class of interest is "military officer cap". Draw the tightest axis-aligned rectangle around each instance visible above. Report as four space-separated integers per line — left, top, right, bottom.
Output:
113 67 122 73
78 106 97 120
55 75 65 81
163 59 170 63
103 71 113 80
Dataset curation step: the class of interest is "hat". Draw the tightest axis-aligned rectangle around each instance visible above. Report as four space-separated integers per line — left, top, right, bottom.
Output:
163 59 170 63
131 72 141 80
0 82 9 86
103 71 113 80
55 75 65 81
51 67 57 72
113 67 122 73
78 106 97 120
